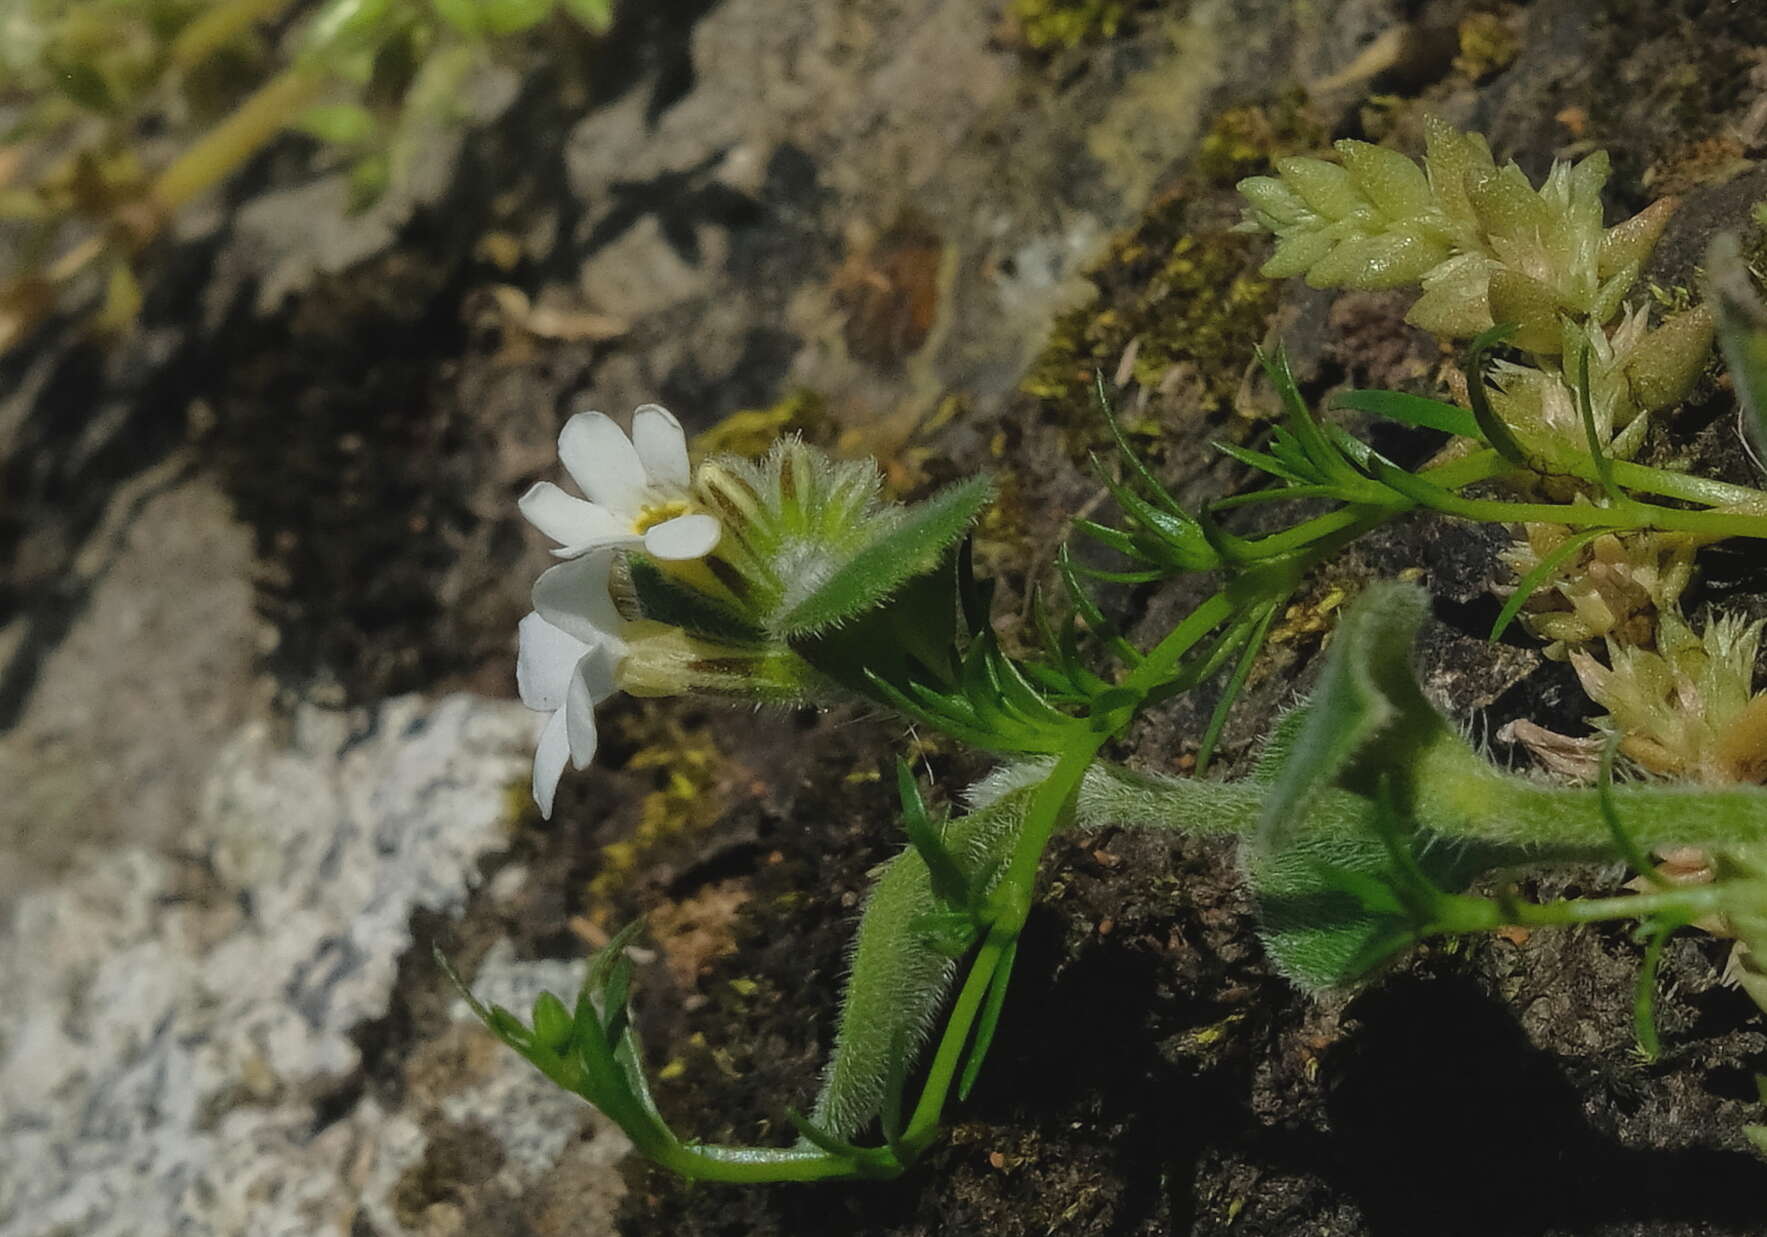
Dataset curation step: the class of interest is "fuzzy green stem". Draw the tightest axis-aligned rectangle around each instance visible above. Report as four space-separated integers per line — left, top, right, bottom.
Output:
897 592 1242 1151
1410 735 1767 853
899 742 1096 1147
1432 884 1727 934
1231 449 1510 561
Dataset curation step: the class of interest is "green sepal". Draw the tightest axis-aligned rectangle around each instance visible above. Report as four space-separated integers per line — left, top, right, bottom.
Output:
792 549 962 704
628 555 767 643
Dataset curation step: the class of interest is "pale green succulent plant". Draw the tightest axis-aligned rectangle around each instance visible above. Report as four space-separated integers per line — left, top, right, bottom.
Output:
1236 117 1673 346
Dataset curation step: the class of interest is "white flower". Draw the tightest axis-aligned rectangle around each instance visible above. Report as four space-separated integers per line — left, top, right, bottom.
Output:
519 404 721 561
518 554 630 818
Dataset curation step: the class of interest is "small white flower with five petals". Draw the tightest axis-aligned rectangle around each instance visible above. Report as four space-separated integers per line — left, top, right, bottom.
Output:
519 404 721 561
517 554 629 818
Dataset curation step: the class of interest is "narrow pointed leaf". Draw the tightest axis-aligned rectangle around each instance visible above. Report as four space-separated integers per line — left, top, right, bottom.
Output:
1462 324 1530 466
958 936 1018 1101
1196 596 1283 775
1490 528 1602 641
1332 389 1481 439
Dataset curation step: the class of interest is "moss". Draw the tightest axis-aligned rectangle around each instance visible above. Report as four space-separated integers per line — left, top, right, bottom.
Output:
1645 135 1754 198
691 389 828 458
1452 9 1521 82
586 710 729 910
1020 189 1278 458
1020 100 1325 462
1008 0 1131 52
1192 94 1325 188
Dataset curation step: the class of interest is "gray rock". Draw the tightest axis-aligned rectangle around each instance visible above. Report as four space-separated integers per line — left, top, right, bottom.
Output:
0 693 625 1237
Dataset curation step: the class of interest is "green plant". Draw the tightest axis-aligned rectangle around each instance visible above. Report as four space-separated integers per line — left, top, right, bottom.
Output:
0 0 615 350
446 123 1767 1182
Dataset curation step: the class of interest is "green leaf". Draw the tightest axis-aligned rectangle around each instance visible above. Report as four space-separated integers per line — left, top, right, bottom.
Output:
1257 344 1367 490
1213 440 1313 485
1195 595 1283 775
303 0 397 58
898 761 971 910
1248 798 1511 989
958 936 1017 1101
1632 920 1673 1063
1489 528 1602 641
481 0 556 34
1574 343 1626 506
1746 1125 1767 1158
775 475 992 635
805 782 1033 1141
1462 324 1530 467
1331 389 1481 439
347 152 391 213
431 0 486 34
1708 232 1767 464
1254 582 1446 853
531 991 574 1051
294 102 376 146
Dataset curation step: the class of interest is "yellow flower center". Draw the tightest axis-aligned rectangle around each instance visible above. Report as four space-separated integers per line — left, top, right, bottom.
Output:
632 499 690 534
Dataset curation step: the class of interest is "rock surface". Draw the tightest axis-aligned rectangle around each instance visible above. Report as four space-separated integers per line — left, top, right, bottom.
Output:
0 695 625 1237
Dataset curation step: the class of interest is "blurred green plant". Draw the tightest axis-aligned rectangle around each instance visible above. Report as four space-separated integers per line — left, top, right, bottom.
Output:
0 0 615 350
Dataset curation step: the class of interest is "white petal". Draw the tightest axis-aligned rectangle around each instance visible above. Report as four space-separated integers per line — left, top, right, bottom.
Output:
642 513 721 560
578 637 623 703
532 708 570 819
631 403 691 489
517 611 587 711
558 411 646 515
519 482 631 553
532 557 628 647
565 661 602 770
